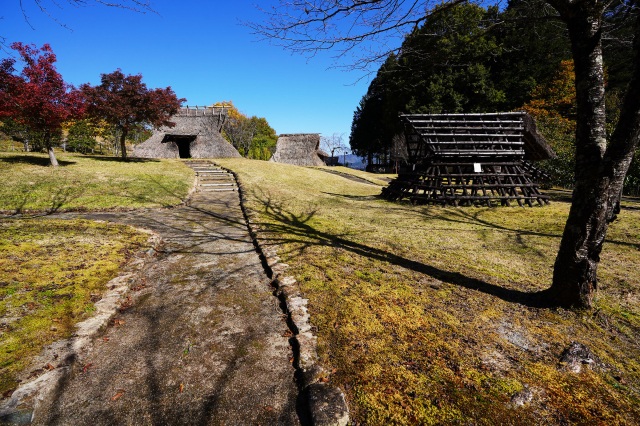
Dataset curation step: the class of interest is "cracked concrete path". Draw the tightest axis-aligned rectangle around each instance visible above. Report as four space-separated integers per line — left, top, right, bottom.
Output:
30 163 302 425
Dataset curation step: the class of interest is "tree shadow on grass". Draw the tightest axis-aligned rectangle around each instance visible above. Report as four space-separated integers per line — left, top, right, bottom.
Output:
0 155 76 166
250 189 560 309
1 184 86 216
82 155 160 163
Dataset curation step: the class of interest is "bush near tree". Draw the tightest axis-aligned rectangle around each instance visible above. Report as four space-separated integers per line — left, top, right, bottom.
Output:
65 120 98 154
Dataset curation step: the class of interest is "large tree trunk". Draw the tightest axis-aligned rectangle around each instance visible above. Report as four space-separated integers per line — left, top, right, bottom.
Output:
119 128 128 160
45 131 59 167
549 5 640 308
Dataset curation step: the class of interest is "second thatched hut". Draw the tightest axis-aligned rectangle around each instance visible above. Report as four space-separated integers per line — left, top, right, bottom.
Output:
270 133 326 166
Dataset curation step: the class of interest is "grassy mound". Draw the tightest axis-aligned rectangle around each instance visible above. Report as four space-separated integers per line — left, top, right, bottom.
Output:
218 158 640 425
0 152 193 213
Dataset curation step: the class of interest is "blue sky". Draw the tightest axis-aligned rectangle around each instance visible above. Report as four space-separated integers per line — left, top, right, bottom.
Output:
2 0 379 149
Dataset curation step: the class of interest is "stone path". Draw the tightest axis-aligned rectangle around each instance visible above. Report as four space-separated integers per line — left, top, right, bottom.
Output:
27 162 303 425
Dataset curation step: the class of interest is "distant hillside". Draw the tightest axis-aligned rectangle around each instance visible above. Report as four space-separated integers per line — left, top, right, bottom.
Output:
341 154 366 170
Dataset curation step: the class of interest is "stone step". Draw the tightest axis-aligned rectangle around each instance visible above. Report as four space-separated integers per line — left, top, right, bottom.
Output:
199 188 237 192
200 183 235 187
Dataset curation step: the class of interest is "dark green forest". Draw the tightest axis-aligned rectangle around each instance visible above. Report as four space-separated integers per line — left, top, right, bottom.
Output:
350 0 638 193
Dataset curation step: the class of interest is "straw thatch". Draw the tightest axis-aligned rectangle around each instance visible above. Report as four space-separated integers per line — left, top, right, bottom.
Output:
133 106 240 159
270 133 326 166
521 113 556 161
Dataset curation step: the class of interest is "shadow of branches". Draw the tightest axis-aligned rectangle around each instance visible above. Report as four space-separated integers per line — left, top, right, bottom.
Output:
249 188 560 309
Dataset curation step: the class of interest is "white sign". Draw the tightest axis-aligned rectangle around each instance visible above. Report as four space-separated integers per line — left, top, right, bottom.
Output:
473 163 482 173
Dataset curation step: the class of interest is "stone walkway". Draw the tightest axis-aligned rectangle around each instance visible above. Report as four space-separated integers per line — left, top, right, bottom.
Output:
26 162 302 425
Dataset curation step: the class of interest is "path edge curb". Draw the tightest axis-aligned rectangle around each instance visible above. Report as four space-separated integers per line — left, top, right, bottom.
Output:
0 228 163 423
222 166 350 426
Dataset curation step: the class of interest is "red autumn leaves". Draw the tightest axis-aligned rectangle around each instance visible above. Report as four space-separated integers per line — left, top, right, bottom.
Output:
0 42 184 165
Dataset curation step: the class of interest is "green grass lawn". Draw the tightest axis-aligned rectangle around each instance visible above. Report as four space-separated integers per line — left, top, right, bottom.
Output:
217 158 640 425
0 151 194 213
315 165 396 186
0 151 192 396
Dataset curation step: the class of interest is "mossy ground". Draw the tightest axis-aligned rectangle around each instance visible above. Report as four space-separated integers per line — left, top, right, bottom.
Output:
0 218 151 395
0 151 193 213
217 158 640 425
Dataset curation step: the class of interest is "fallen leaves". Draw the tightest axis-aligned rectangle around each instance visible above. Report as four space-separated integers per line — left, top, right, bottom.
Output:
118 295 133 312
111 389 125 401
179 383 184 393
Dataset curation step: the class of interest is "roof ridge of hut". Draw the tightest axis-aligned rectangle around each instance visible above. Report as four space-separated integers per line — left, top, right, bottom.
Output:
278 132 321 137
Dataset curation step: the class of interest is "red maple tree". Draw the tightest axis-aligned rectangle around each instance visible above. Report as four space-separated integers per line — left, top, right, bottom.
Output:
0 42 84 166
82 70 184 159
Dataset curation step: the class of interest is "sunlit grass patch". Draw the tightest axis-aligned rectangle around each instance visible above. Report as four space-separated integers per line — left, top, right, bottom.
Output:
0 151 193 213
0 218 150 395
218 158 640 424
315 166 395 186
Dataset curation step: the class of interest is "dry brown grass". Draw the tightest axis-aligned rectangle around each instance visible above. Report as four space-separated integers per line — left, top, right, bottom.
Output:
218 158 640 425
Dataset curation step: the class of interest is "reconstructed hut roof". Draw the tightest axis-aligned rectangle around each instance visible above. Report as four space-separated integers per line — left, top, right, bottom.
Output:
270 133 326 166
400 112 555 162
134 106 240 159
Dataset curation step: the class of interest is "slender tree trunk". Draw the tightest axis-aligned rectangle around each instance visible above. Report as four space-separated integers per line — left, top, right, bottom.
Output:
45 131 59 167
119 128 128 160
549 6 640 308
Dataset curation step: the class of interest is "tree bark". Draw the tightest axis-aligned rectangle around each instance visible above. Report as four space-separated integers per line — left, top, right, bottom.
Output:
549 4 640 308
119 128 128 160
45 131 59 167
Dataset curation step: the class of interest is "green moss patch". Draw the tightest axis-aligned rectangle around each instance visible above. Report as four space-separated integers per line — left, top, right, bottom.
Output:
218 158 640 425
0 218 150 395
0 152 193 213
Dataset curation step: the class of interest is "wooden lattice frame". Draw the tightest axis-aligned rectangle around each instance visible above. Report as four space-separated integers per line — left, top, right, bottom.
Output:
381 113 553 207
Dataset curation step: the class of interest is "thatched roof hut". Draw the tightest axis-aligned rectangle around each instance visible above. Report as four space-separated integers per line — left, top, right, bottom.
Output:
133 106 240 159
270 133 326 166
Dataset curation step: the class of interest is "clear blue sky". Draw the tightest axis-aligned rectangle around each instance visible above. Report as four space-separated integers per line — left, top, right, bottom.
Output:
2 1 376 149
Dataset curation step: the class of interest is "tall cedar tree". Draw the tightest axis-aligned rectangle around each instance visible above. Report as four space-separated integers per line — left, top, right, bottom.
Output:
347 0 640 308
268 0 640 308
82 70 184 159
0 43 84 166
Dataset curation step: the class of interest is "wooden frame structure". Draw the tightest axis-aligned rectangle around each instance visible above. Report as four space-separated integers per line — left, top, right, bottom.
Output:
381 112 555 207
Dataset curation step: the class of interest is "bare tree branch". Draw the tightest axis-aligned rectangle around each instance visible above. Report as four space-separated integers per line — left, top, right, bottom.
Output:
11 0 153 32
248 0 500 71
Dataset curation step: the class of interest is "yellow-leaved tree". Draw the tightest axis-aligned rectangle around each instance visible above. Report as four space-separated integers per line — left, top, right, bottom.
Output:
522 60 576 187
216 101 277 159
